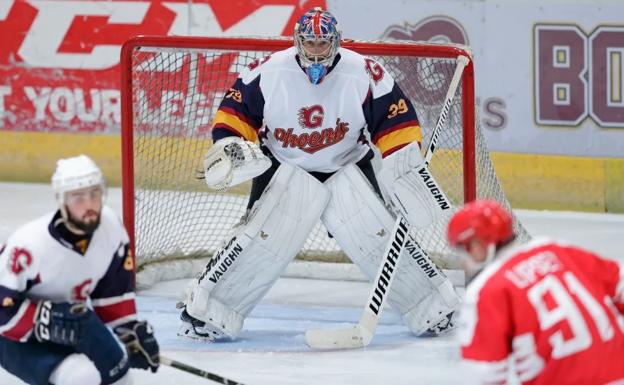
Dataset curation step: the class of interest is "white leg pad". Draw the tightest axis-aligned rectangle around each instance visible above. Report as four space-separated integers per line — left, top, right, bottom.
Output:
401 275 461 335
50 354 101 385
187 163 330 338
321 164 460 335
378 142 452 229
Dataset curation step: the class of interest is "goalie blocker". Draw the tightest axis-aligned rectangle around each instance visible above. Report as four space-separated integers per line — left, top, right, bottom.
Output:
378 142 452 229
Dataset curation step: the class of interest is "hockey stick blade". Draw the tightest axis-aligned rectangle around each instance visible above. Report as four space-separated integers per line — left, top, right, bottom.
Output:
304 324 373 350
160 355 245 385
305 217 409 350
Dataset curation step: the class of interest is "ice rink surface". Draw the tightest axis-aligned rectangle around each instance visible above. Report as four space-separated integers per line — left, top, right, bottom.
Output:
1 182 623 385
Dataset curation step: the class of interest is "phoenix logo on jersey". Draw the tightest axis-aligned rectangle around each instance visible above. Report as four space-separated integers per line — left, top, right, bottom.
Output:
9 248 32 275
72 279 92 301
298 105 324 128
273 117 350 154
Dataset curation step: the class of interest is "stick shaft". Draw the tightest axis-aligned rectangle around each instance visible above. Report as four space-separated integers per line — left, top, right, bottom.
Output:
424 55 470 166
358 216 410 330
160 355 244 385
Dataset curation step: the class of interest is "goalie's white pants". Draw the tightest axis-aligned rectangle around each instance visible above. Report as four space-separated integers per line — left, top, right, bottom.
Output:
321 164 461 335
186 164 330 338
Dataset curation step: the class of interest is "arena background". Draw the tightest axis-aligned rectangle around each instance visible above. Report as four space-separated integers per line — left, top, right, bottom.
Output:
0 0 622 212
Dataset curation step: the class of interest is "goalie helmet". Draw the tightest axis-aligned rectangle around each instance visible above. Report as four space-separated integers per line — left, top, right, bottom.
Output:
294 7 341 85
447 199 513 250
52 154 106 206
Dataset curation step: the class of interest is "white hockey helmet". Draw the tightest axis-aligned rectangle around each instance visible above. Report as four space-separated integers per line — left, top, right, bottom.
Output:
52 155 106 206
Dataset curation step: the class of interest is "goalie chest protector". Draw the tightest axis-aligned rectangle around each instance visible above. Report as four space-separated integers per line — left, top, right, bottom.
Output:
243 47 393 173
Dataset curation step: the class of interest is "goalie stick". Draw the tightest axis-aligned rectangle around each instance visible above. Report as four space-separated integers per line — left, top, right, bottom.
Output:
304 55 470 350
305 216 410 349
160 355 245 385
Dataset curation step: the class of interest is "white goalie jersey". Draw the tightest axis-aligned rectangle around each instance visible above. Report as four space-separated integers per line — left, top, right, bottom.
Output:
211 46 423 172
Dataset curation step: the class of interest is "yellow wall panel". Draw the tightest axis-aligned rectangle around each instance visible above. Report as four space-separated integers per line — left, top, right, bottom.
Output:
1 131 623 213
491 153 607 212
605 159 624 213
0 131 122 185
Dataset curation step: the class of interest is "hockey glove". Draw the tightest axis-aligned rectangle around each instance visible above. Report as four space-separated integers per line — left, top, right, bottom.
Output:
34 301 90 346
203 137 271 190
116 320 160 372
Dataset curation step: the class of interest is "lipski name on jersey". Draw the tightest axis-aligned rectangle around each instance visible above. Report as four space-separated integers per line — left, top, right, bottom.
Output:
273 118 350 154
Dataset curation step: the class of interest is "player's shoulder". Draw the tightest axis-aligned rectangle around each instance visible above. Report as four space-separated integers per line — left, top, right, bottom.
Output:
334 47 394 95
465 238 554 300
466 241 536 301
338 47 365 61
240 46 297 83
5 211 56 245
0 211 56 268
100 205 121 223
98 206 128 238
334 47 369 74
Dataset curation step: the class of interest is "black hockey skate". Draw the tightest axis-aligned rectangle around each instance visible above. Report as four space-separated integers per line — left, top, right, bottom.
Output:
178 307 225 341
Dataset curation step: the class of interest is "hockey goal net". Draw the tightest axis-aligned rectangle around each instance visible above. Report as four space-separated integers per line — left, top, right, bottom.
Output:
120 36 528 288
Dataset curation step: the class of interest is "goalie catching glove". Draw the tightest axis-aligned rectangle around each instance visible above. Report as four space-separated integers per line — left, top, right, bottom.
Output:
116 320 160 372
203 137 271 190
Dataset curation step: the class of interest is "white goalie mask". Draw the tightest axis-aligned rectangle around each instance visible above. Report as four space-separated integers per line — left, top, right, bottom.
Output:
294 7 341 85
51 155 106 207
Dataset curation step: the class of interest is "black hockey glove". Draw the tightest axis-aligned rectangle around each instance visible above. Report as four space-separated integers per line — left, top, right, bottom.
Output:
34 301 90 346
116 320 160 372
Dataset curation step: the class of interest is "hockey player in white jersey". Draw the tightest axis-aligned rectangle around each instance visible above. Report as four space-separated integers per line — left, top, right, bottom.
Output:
180 7 461 342
0 155 159 384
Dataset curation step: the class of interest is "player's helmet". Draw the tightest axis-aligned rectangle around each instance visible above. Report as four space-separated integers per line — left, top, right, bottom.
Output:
447 199 513 249
294 7 341 85
52 155 106 206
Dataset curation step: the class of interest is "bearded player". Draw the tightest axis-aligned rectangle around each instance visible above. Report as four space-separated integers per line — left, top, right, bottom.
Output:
0 155 159 384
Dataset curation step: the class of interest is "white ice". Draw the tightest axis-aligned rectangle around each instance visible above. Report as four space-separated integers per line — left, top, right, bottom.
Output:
1 182 623 385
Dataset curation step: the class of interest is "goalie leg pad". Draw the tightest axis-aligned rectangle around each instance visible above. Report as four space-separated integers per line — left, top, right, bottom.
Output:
321 164 460 335
186 163 330 338
401 274 461 335
378 142 453 229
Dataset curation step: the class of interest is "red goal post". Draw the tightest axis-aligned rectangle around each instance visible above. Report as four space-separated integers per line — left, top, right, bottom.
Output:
120 35 521 287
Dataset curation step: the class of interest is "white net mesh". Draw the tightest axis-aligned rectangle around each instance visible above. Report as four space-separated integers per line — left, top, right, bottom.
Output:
123 37 529 287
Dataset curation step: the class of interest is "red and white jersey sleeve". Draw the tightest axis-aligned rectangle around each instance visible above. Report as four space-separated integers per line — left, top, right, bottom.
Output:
459 237 624 385
0 206 137 342
211 47 422 173
0 228 43 342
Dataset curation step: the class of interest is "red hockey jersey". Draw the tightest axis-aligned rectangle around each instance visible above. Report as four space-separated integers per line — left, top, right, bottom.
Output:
459 238 624 385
